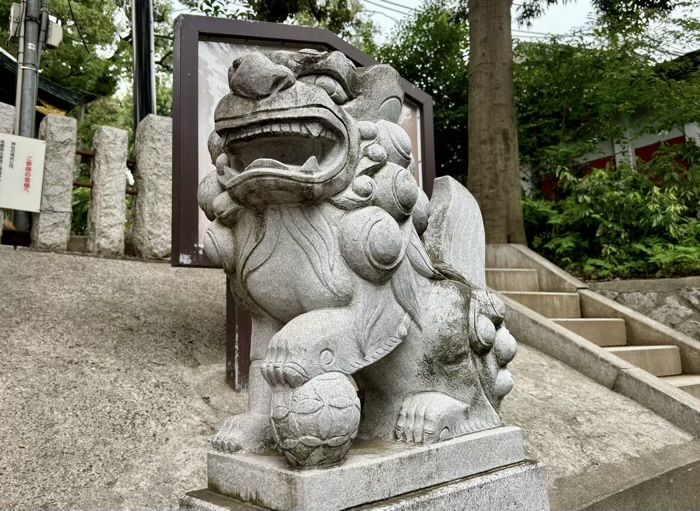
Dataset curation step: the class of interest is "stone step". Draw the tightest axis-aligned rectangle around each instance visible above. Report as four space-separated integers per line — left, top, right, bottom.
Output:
661 374 700 400
486 268 540 292
552 318 627 347
606 345 682 377
502 292 581 318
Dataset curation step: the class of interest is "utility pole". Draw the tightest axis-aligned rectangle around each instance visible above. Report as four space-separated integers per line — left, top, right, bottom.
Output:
132 0 156 128
13 0 42 233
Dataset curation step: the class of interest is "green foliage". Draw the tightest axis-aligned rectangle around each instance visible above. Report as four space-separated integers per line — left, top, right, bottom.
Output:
71 183 90 235
0 0 121 97
513 1 700 279
0 0 174 99
514 31 700 188
517 0 685 28
182 0 377 51
74 96 131 150
524 142 700 279
375 0 469 178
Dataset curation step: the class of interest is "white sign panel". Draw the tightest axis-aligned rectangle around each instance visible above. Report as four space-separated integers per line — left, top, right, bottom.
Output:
0 133 46 213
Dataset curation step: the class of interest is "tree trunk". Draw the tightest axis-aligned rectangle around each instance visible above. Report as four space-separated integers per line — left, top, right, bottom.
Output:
467 0 527 244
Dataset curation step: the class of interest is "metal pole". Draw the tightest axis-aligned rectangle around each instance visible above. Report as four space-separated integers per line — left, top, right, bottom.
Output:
132 0 156 128
19 0 41 138
13 0 26 135
35 0 48 101
13 0 41 233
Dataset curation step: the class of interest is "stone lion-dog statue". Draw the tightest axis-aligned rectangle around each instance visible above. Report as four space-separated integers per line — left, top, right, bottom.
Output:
198 49 517 468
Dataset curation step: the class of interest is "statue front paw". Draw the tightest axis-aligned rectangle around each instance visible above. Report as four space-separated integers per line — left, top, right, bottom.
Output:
212 412 275 453
261 334 310 388
395 392 470 445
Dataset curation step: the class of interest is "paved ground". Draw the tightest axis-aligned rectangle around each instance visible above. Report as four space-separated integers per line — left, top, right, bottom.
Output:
501 344 691 483
0 247 693 510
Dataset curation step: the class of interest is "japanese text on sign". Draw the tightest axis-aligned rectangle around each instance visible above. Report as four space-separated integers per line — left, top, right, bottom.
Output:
0 133 46 213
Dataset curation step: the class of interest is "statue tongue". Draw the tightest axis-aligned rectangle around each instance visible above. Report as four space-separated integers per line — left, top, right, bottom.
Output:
245 158 290 172
245 156 320 174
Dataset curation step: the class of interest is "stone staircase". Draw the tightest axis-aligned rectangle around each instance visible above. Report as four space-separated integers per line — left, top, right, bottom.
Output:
486 265 700 400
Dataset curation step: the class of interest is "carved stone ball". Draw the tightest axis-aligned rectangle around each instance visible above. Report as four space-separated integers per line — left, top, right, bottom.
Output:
270 372 361 468
340 207 405 282
197 171 224 221
376 119 412 168
207 130 223 164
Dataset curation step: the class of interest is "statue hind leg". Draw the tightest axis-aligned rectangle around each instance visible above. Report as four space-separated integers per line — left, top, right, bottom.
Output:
357 280 517 445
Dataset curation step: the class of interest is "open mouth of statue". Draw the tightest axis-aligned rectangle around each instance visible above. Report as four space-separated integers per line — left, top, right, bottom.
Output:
217 108 348 182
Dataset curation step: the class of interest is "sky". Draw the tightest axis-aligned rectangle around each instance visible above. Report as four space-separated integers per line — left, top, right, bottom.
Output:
170 0 697 55
366 0 596 44
171 0 596 41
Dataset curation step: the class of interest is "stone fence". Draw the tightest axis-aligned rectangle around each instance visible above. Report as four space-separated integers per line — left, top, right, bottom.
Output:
591 277 700 342
0 101 172 259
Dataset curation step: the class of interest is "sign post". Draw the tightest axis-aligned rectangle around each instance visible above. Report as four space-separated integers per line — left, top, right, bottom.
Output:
0 133 46 213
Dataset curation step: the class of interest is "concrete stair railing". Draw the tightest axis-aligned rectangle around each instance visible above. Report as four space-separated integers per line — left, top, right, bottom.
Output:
487 244 700 435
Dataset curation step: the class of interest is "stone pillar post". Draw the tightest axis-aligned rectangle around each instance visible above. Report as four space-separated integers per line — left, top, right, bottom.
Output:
0 102 15 134
130 114 172 258
88 126 128 256
30 115 77 251
0 102 14 240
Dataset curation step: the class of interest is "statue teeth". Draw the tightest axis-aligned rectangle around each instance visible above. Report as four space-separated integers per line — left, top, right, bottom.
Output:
299 156 320 174
234 121 336 139
306 122 324 138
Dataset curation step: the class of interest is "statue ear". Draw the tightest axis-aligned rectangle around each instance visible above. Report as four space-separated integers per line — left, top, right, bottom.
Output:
378 97 403 123
344 65 404 123
207 130 223 165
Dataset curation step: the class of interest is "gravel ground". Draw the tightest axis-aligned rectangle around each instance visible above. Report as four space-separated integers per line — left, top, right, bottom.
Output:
0 246 693 510
0 247 246 511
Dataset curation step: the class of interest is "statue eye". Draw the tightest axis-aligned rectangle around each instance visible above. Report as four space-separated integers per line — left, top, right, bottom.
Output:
299 74 350 104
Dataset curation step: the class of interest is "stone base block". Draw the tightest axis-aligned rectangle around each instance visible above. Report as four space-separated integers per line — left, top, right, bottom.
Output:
181 459 549 511
200 427 529 511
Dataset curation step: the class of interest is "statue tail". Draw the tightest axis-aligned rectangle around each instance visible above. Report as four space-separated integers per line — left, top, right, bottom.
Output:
422 176 486 289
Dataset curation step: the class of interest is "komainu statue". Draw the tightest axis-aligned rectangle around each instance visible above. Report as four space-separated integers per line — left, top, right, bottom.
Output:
198 49 517 468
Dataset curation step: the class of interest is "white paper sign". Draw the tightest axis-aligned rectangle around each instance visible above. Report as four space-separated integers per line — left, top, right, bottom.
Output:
0 133 46 213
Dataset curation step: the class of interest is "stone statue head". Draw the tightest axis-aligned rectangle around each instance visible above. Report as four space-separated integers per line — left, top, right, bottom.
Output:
210 49 404 207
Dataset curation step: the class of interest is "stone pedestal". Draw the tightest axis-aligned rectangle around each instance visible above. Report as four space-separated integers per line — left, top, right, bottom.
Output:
180 427 549 511
130 114 172 259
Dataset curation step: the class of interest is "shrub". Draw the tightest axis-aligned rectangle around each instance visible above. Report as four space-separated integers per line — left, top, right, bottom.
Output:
524 142 700 279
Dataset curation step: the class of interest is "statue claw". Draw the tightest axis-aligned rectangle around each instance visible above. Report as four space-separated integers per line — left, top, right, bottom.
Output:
261 335 311 388
211 413 275 453
395 392 470 445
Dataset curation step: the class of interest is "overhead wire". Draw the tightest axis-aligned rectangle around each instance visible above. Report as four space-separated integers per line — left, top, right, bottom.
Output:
512 28 556 36
364 9 399 22
362 0 412 16
371 0 417 12
67 0 93 57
